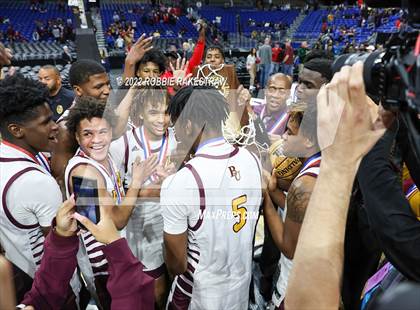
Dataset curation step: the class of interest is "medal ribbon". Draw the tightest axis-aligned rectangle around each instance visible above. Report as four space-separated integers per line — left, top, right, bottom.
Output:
140 126 169 182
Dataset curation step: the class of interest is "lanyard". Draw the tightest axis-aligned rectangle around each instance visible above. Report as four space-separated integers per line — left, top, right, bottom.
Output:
139 126 169 182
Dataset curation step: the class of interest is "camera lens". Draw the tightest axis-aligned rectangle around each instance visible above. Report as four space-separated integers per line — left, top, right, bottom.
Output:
332 51 386 102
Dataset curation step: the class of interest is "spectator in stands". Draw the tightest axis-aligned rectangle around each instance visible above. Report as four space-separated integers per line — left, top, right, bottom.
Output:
258 37 272 88
62 46 73 64
322 20 328 33
168 44 181 58
113 11 120 23
6 25 15 41
52 25 60 42
333 42 341 56
106 32 115 49
63 22 75 41
116 35 125 50
181 42 192 60
123 28 134 48
32 30 40 42
246 48 257 91
100 49 111 73
58 0 65 13
327 12 334 23
282 39 294 77
38 65 74 122
297 41 308 67
271 42 282 75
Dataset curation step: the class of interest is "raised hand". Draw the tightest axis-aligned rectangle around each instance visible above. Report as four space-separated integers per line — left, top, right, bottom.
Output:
154 161 176 181
73 206 120 245
125 34 153 66
198 19 207 40
170 57 193 87
236 85 251 106
316 62 385 168
131 155 159 188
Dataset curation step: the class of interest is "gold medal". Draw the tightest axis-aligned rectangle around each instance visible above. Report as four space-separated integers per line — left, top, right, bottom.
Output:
56 105 63 115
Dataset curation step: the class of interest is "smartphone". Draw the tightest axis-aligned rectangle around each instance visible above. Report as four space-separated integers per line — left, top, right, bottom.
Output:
72 176 100 228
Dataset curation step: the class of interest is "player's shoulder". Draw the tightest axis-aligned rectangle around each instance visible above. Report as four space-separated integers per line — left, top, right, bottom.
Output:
67 153 89 167
12 169 60 195
161 166 197 192
289 174 317 198
238 146 261 168
18 167 55 182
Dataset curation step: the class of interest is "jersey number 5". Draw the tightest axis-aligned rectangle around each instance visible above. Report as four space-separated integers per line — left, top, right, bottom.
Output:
232 195 247 233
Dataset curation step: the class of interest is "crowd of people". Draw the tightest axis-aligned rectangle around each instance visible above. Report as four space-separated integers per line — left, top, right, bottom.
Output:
0 3 419 310
105 4 185 51
31 18 75 43
0 25 28 43
0 17 74 44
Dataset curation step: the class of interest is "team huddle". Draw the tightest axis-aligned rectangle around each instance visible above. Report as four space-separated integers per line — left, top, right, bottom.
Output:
0 32 361 310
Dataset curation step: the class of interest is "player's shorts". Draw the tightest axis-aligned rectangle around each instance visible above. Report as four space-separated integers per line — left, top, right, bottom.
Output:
126 202 165 278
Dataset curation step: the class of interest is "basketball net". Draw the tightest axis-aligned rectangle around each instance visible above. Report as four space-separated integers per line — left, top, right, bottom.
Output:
196 64 266 153
222 113 268 154
195 64 230 97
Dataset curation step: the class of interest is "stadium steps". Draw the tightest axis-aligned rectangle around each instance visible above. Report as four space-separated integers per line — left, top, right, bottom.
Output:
91 9 107 53
287 9 307 40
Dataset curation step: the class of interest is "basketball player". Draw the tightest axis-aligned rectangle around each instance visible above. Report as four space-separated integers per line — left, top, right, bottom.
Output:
0 75 77 306
109 88 177 308
263 107 320 310
51 59 112 187
134 49 167 79
64 97 158 309
295 52 333 105
195 45 240 98
161 86 262 309
51 59 139 191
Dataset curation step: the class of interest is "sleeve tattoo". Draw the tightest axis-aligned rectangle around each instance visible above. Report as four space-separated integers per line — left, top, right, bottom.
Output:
286 184 312 223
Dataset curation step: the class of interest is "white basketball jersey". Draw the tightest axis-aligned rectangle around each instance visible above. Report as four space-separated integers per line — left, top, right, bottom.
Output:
124 126 177 272
65 149 125 278
1 142 82 305
163 138 262 309
0 148 52 277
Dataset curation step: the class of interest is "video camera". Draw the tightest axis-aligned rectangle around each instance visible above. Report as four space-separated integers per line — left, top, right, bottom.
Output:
332 0 420 159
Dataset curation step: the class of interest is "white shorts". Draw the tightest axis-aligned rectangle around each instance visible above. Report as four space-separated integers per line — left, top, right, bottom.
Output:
126 201 165 277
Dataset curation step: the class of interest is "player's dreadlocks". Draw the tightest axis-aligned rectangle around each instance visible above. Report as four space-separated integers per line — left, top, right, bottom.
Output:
168 86 229 132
